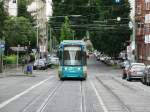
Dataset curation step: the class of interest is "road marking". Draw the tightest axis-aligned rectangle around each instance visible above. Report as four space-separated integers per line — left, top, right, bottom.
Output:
80 82 86 112
0 76 54 109
36 82 62 112
90 81 108 112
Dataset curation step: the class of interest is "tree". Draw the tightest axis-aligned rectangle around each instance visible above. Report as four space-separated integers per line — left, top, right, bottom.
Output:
0 1 8 39
51 0 131 57
90 0 131 57
4 17 36 48
18 0 34 23
60 16 73 41
51 0 99 41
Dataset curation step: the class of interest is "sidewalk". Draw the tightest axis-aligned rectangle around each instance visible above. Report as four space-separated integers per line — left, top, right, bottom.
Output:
0 66 32 78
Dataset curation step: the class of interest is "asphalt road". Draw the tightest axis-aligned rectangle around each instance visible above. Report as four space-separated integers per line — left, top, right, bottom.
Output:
0 56 150 112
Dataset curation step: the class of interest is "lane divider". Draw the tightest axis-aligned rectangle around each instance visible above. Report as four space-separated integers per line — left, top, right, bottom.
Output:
90 80 108 112
0 76 54 109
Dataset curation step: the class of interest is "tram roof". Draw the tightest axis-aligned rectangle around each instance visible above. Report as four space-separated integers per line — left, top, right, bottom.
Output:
60 40 86 46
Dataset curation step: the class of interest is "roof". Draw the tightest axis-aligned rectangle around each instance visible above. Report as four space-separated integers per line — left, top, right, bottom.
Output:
60 40 86 46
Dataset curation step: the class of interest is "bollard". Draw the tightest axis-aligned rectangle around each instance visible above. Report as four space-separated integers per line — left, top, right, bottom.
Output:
26 65 33 76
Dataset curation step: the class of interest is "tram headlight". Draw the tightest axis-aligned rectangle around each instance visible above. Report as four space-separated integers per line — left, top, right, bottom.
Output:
78 67 81 71
64 67 67 70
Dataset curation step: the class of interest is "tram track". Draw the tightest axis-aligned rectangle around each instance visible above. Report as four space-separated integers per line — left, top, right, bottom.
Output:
96 76 132 112
36 81 63 112
111 77 137 92
20 79 63 112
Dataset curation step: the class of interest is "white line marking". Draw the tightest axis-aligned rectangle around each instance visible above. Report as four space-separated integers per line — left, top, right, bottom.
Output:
80 82 83 112
80 82 86 112
0 76 54 109
90 81 108 112
36 82 62 112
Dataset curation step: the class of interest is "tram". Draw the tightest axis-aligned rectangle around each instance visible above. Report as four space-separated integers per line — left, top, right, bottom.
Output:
58 40 87 80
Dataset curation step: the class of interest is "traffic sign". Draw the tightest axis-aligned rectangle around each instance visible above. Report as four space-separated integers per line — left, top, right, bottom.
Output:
0 44 5 48
115 0 120 3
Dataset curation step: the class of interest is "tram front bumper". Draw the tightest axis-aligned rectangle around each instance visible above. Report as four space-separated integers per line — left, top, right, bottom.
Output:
60 66 86 78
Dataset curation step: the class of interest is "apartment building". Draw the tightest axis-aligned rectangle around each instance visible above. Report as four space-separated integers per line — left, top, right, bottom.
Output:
28 0 48 56
8 0 17 16
4 0 10 13
135 0 150 64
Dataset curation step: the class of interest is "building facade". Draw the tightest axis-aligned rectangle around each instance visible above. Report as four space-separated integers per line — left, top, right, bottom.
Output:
135 0 150 64
28 0 48 56
8 0 17 16
4 0 10 13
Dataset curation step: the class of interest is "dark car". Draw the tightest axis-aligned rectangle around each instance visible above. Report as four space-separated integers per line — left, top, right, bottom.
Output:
141 65 150 85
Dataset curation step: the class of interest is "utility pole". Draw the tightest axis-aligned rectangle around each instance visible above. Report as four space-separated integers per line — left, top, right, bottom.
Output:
16 44 20 70
36 0 39 60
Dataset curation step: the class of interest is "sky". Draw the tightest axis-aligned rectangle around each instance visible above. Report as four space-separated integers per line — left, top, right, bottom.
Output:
46 0 52 17
129 0 135 19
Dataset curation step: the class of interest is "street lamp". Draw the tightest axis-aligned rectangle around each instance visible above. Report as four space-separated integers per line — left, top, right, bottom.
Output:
17 44 20 70
116 16 136 63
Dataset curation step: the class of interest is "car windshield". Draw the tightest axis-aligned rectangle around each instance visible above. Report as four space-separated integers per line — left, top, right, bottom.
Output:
131 65 145 71
35 60 44 64
63 46 82 66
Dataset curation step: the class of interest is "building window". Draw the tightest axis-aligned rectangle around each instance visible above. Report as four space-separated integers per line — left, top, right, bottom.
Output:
12 0 16 3
144 23 150 34
137 5 142 15
137 23 144 35
145 0 150 10
145 14 150 23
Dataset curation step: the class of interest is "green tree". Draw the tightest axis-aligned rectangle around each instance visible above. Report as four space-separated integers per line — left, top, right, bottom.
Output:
51 0 99 41
4 17 36 48
51 0 131 57
18 0 34 23
91 0 131 57
0 1 8 38
60 16 73 41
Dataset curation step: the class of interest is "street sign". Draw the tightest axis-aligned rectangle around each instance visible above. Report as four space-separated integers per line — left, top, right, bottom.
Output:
115 0 120 3
0 44 5 48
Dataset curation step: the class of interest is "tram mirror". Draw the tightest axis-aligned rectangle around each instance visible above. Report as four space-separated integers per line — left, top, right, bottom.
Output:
57 50 62 60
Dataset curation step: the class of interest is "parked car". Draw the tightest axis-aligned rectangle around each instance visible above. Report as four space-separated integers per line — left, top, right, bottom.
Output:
50 56 59 65
48 54 59 65
33 59 47 70
96 54 100 61
126 63 145 81
141 65 150 85
122 60 130 79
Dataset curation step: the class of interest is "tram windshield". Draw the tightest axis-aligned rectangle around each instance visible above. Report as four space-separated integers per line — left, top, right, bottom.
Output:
63 46 82 66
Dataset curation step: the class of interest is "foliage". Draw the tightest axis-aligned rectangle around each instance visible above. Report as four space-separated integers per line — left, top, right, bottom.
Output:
0 1 8 39
3 55 17 64
18 0 34 23
51 0 131 57
90 0 131 57
60 16 73 41
4 17 36 48
51 0 99 41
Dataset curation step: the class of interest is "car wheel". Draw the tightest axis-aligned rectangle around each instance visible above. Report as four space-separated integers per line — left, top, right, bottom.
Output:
127 76 132 81
60 78 64 81
122 74 127 79
142 76 146 84
33 67 36 70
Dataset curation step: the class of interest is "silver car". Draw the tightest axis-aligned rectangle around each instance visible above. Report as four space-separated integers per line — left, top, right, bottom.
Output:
127 63 145 81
